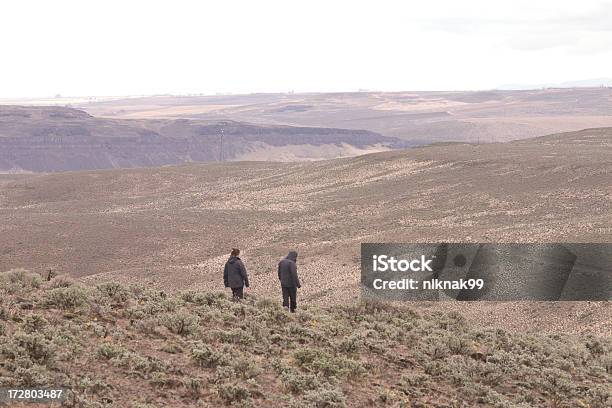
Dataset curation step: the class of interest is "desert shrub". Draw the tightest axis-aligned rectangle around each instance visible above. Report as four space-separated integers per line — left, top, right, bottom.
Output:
150 372 181 389
213 328 256 345
183 377 203 399
160 343 182 354
96 282 131 304
45 275 75 289
96 343 128 360
298 385 346 408
260 305 289 325
43 286 89 310
585 337 609 356
212 366 237 384
294 348 364 378
285 322 322 343
74 376 110 396
280 371 320 394
133 316 160 336
191 342 230 368
586 384 611 408
217 382 251 404
0 321 5 336
14 364 51 387
337 335 362 354
230 354 259 379
23 314 48 333
254 297 278 310
197 307 237 324
182 291 226 307
113 352 168 376
125 298 178 320
160 312 199 336
536 368 575 403
0 268 42 294
401 372 430 387
10 332 56 365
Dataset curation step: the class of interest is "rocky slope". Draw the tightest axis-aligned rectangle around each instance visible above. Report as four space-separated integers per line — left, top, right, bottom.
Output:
0 105 401 172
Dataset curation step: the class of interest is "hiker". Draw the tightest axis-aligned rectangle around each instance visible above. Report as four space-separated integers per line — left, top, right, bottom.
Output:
223 248 249 300
278 251 301 312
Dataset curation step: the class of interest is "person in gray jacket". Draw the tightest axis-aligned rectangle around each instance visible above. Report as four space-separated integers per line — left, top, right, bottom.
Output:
278 251 301 312
224 248 249 300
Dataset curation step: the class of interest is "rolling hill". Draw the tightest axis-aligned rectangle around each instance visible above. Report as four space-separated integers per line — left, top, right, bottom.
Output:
1 128 610 335
73 87 612 145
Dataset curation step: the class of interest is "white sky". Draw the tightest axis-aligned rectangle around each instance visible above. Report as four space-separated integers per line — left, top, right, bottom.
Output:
1 0 611 97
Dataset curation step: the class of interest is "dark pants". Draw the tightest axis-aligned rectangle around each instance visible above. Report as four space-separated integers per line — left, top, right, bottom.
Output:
231 287 244 300
282 286 297 312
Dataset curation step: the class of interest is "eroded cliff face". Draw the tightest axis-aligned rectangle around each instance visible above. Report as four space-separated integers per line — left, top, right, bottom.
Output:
0 105 401 172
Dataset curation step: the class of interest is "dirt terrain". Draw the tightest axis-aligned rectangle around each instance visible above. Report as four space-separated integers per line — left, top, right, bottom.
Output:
76 88 612 144
1 128 610 335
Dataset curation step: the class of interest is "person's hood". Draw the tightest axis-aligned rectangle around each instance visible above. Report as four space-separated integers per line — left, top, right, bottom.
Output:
228 256 240 264
286 251 298 262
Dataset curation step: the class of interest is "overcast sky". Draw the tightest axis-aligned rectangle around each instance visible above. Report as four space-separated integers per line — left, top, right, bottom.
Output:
1 0 611 97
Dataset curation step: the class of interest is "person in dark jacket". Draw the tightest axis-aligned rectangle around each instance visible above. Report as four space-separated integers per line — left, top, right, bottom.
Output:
278 251 300 312
224 248 249 300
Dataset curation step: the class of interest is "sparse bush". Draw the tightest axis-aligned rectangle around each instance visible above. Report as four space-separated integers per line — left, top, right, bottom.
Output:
23 314 48 333
45 275 75 289
212 365 236 384
183 377 203 399
14 364 51 387
230 354 259 379
294 348 364 378
133 316 160 336
43 286 89 310
214 328 256 345
10 332 56 365
217 382 251 404
191 342 230 368
96 343 127 360
161 343 182 354
338 335 362 354
161 312 199 336
280 371 320 394
0 269 42 294
299 385 346 408
96 282 131 304
150 372 181 389
182 291 226 307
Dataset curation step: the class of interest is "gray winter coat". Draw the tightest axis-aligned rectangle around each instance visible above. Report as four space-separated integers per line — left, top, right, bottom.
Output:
224 256 249 288
278 251 301 288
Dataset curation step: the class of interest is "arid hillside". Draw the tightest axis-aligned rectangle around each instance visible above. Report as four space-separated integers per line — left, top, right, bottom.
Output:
0 105 400 172
0 271 609 407
75 88 612 144
1 128 610 335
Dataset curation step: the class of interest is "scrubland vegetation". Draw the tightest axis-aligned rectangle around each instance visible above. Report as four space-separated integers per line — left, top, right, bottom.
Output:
0 268 610 407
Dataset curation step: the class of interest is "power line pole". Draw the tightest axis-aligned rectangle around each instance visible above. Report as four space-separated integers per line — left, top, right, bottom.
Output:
219 128 224 162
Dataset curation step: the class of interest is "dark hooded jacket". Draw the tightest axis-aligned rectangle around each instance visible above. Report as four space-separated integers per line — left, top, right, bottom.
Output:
224 256 249 288
278 251 301 288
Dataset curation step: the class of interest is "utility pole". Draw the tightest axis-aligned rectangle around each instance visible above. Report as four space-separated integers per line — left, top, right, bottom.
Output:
219 128 224 162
